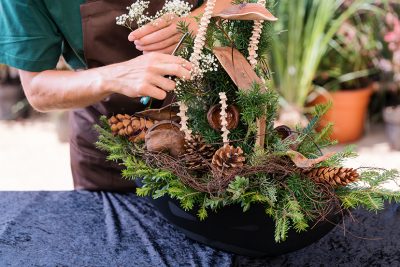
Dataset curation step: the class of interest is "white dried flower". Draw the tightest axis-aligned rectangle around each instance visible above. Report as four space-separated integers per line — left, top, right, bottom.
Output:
117 0 192 29
116 14 130 26
248 0 266 68
219 92 230 144
177 101 192 140
195 53 219 78
190 0 216 78
155 0 192 20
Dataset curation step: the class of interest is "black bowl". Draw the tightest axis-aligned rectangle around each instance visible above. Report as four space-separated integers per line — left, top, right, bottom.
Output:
146 195 340 257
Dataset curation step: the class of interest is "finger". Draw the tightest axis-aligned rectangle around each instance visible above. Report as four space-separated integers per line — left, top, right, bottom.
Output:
160 55 193 71
150 75 176 92
155 63 192 80
155 54 192 69
135 25 178 46
139 42 178 55
139 85 168 100
128 18 171 41
154 43 178 55
136 33 181 52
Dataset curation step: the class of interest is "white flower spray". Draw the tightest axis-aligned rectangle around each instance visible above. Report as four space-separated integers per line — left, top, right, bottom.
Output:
247 0 266 68
116 0 192 29
219 92 230 145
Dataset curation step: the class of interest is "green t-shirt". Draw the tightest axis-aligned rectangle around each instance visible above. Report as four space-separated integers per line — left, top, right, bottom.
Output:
0 0 86 71
0 0 204 72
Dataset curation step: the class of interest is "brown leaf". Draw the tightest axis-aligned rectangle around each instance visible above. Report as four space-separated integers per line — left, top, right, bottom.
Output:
213 47 267 147
136 104 180 122
213 47 263 92
286 150 336 168
213 3 278 21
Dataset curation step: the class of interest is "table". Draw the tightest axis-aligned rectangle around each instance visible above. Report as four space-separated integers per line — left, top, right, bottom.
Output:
0 191 399 266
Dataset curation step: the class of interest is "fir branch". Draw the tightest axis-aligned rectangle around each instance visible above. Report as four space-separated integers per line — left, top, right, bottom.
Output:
319 145 358 167
236 83 279 144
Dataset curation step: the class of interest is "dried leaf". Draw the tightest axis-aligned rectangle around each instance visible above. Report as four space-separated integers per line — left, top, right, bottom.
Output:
286 150 336 168
213 3 278 21
213 47 263 91
136 105 180 122
213 47 267 147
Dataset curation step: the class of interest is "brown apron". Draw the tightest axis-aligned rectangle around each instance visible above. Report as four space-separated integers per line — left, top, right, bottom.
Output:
71 0 199 191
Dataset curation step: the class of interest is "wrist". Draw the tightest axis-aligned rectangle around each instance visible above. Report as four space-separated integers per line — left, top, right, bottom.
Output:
88 66 113 97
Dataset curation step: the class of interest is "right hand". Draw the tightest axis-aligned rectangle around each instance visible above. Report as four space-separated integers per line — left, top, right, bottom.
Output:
100 52 192 100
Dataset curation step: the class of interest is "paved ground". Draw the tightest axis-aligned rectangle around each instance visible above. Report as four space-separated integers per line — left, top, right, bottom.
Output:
0 114 73 191
0 114 399 191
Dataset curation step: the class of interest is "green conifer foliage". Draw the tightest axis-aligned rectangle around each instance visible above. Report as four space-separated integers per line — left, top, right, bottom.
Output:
95 1 400 243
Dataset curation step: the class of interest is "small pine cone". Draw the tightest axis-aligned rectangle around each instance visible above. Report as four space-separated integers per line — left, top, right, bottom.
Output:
108 114 154 143
304 167 359 187
212 145 245 173
181 135 216 171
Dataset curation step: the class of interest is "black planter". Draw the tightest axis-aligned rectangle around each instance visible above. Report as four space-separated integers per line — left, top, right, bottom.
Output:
146 195 340 257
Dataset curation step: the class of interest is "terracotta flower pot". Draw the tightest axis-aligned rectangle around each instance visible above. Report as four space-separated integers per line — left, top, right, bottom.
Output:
311 86 373 143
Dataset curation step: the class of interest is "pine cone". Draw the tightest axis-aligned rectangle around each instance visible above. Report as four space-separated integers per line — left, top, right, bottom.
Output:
108 114 154 143
181 135 216 171
304 167 359 187
212 145 246 173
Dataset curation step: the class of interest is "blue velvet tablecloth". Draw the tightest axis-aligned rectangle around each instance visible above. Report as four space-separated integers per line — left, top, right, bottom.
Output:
0 191 399 267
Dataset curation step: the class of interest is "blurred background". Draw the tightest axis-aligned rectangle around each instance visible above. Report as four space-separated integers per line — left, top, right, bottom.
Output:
1 0 400 191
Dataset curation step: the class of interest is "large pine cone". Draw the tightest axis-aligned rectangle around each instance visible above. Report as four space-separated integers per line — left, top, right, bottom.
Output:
108 114 154 143
304 167 359 187
212 145 246 173
181 135 216 171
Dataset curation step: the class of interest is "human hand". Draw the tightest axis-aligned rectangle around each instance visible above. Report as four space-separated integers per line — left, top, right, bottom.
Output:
128 15 197 54
100 53 192 100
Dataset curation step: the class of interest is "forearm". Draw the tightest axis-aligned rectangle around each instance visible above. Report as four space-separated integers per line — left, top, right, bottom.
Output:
20 68 109 112
19 53 192 113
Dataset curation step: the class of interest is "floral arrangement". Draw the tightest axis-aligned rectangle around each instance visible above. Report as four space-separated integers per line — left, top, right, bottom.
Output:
97 0 400 242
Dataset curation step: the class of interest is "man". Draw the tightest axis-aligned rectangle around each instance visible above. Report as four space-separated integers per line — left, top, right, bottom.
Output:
0 0 231 191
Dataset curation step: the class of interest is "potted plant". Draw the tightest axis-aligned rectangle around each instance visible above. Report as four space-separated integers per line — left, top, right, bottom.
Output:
270 0 376 128
96 0 400 257
0 65 27 120
378 4 400 150
310 6 382 143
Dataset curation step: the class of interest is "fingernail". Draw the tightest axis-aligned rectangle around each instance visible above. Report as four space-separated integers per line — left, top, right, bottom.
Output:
128 34 136 41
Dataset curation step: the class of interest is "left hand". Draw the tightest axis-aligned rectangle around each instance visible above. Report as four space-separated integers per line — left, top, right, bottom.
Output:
128 16 197 54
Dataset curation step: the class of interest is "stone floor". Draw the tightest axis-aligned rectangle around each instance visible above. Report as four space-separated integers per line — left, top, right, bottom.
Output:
0 114 73 191
0 114 399 191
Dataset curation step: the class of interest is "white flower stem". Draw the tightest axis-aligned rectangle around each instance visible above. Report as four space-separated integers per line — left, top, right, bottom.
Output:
177 101 192 140
248 0 266 68
190 0 217 78
219 92 230 145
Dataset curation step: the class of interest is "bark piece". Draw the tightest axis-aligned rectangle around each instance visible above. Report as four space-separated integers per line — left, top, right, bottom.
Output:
213 3 278 21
